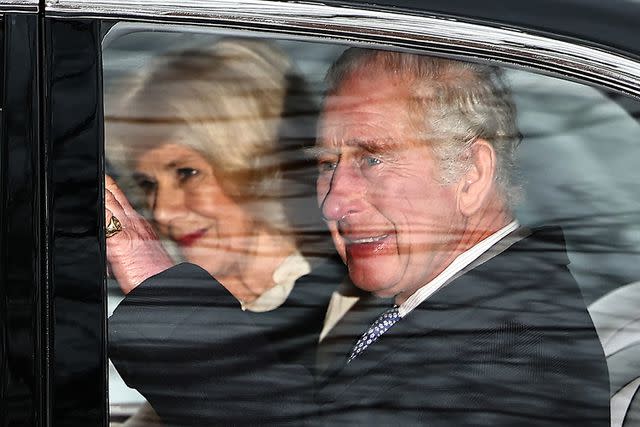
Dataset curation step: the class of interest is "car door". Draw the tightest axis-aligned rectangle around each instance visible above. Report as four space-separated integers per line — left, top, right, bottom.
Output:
3 0 640 425
1 3 47 426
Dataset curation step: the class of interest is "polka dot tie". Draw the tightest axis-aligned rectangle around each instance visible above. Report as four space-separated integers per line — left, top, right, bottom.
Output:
348 305 400 363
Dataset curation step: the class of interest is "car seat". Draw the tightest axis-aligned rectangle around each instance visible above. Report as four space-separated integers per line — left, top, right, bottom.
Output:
588 281 640 427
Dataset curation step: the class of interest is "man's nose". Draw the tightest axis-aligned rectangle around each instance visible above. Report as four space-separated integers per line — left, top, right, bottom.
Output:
151 185 185 228
320 161 366 222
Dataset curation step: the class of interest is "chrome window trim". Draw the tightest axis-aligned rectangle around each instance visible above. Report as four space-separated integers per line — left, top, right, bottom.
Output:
46 0 640 98
0 0 39 13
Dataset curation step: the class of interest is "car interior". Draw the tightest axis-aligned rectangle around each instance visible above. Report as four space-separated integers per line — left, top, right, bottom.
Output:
102 23 640 427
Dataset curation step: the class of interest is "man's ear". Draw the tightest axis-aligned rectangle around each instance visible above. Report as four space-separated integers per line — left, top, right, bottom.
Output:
457 139 496 217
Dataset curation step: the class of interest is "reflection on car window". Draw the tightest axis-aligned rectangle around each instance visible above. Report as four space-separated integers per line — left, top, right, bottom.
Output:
103 23 640 426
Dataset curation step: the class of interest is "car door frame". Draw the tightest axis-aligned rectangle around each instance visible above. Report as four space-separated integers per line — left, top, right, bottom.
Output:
4 0 640 425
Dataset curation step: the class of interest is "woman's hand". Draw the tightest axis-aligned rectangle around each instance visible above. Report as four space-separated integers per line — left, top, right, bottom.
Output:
106 175 174 294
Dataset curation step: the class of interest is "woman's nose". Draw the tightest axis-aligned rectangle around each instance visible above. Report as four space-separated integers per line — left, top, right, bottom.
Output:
151 184 185 228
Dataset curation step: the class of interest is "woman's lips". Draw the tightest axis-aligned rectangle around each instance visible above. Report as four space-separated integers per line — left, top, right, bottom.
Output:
176 228 208 247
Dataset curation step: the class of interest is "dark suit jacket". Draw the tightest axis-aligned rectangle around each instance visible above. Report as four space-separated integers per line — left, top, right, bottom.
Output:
110 228 609 426
315 227 610 425
109 256 344 426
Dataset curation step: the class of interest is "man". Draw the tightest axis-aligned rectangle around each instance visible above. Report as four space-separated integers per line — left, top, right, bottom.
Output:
313 49 610 425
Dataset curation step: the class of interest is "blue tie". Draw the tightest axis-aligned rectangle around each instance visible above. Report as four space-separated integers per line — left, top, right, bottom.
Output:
348 305 400 363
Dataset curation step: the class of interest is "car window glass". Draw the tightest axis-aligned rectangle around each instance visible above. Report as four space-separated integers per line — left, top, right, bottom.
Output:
102 23 640 425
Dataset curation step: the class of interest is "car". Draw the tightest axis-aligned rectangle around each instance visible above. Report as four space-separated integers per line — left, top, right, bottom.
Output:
1 0 640 425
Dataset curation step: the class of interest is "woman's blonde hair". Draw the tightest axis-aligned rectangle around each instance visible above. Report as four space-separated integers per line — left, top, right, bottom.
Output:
106 37 317 231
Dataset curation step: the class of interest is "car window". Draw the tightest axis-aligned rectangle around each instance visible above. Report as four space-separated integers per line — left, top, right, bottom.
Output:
102 22 640 425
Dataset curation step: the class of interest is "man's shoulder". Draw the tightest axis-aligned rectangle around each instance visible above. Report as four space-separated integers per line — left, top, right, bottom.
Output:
507 225 571 261
402 224 595 336
456 225 576 294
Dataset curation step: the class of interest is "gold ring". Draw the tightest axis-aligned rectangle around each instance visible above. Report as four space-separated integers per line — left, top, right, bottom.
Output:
106 215 123 238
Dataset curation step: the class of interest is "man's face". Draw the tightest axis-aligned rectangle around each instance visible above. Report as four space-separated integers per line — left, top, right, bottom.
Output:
316 70 465 301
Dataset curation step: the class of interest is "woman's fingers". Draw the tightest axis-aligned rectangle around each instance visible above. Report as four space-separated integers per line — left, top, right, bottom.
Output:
106 175 137 217
104 175 173 294
105 188 125 222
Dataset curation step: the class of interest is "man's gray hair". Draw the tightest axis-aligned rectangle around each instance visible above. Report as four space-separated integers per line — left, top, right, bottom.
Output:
325 48 522 206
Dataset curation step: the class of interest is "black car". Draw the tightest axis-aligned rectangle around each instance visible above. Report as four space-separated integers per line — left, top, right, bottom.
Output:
2 0 640 425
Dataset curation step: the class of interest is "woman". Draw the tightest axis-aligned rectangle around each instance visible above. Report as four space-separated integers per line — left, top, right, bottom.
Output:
105 38 343 425
106 38 324 301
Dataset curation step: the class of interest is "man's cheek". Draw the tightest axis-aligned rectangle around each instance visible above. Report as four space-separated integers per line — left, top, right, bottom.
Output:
329 228 347 262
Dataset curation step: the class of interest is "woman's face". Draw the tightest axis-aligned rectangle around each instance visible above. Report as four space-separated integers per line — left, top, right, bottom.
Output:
133 143 256 277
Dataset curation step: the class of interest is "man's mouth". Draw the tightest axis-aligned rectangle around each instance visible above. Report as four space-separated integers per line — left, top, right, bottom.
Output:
175 228 208 247
345 234 389 244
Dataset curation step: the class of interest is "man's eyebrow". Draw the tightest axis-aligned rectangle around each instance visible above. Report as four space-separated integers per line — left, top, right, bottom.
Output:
351 137 395 153
308 137 396 160
307 146 338 159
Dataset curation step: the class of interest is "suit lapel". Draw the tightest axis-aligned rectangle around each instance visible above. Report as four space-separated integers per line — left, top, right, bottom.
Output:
315 292 391 379
318 282 479 402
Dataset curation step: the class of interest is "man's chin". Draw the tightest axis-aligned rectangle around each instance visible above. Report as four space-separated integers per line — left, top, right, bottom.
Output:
347 265 399 297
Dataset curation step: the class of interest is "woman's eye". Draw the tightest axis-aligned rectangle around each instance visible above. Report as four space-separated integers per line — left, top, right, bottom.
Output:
133 176 157 194
176 167 199 181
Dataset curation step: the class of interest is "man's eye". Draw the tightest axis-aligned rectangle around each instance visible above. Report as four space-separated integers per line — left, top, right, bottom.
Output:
363 156 382 167
177 167 199 181
318 159 337 173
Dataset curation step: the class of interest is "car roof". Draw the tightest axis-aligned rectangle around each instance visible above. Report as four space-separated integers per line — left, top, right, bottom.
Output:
319 0 640 59
33 0 640 59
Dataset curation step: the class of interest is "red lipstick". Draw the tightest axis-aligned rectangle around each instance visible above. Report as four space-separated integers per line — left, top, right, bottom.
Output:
176 229 208 247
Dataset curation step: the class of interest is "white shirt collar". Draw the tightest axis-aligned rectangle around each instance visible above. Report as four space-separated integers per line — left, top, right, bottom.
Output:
398 220 519 318
241 251 311 313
